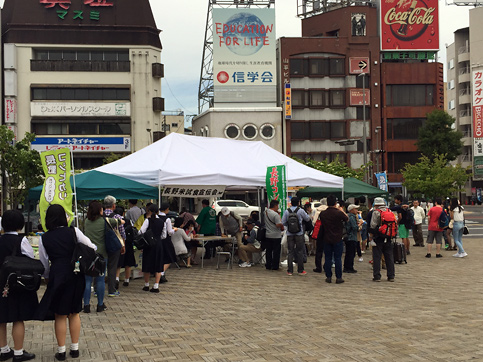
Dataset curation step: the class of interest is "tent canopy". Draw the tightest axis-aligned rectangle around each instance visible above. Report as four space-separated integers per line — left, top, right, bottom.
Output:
96 133 344 188
28 170 159 201
296 177 389 200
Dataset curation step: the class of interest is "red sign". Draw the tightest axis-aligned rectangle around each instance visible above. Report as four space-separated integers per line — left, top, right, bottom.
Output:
349 57 370 74
380 0 439 51
350 89 371 106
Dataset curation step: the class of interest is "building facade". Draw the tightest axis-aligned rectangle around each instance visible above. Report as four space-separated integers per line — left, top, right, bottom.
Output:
2 0 163 169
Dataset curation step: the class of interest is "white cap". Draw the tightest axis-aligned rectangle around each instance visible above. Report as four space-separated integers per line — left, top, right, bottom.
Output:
347 204 360 212
221 207 230 216
373 197 386 206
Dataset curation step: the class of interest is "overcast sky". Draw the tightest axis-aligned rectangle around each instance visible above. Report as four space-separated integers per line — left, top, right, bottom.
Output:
0 0 473 119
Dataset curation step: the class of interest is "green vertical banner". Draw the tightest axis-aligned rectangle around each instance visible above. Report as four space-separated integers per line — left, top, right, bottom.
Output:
266 165 287 212
39 148 74 231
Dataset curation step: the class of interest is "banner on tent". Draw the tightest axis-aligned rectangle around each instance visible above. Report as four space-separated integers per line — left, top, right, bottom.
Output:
39 148 74 231
162 185 225 198
375 171 388 192
266 165 287 212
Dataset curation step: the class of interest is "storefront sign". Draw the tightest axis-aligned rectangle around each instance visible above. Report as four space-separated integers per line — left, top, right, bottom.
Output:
162 186 225 198
473 71 483 138
266 165 287 212
40 0 113 21
5 98 17 124
39 148 74 230
349 89 371 106
32 137 131 153
31 102 130 117
285 84 292 119
380 0 439 51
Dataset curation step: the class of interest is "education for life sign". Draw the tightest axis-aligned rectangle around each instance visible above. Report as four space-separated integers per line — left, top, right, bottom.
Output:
266 165 287 213
380 0 439 51
213 8 277 104
32 137 131 153
31 102 130 117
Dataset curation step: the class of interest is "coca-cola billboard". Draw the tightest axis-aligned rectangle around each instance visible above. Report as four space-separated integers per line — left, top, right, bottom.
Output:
380 0 439 51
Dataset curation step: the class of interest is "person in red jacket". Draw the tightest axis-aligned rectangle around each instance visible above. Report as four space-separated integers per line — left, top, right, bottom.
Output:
426 198 444 258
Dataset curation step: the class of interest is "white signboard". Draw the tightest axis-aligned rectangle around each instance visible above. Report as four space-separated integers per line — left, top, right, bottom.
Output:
31 102 131 117
162 185 225 198
5 98 17 124
31 137 131 153
213 8 277 104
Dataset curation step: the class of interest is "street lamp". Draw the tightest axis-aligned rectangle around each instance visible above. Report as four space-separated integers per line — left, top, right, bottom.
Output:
358 73 368 183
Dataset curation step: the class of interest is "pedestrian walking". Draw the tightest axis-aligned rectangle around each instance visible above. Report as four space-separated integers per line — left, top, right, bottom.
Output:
450 198 467 258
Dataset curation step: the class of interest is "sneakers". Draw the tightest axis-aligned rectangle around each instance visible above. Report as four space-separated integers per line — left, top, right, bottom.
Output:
325 277 332 283
453 253 460 257
388 278 395 282
298 271 307 275
239 262 251 268
96 304 107 313
0 350 14 361
287 271 293 276
83 304 90 313
425 253 431 258
436 254 443 258
373 278 381 282
358 257 364 262
460 252 468 257
69 350 80 359
335 278 345 284
108 291 120 297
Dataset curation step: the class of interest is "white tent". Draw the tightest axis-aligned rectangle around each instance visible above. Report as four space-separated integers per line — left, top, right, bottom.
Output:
96 133 343 188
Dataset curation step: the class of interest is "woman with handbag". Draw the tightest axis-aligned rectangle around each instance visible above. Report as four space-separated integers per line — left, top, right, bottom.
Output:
0 210 37 362
83 201 124 313
37 204 97 361
450 198 467 258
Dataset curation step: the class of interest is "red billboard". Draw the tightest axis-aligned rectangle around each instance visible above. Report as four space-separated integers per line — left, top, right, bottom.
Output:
380 0 439 51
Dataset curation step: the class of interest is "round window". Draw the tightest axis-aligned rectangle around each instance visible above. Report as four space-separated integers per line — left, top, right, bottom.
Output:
243 124 258 140
225 124 240 139
260 124 275 140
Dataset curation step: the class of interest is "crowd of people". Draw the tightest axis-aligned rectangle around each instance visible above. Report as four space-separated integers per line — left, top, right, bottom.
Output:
0 194 469 361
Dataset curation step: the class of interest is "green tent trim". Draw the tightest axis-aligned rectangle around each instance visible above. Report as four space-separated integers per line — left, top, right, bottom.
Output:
296 177 389 200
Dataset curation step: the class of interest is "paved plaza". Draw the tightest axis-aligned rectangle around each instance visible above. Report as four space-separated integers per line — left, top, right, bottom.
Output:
17 210 483 361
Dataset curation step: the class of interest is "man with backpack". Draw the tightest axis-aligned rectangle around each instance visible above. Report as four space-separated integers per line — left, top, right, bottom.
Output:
281 197 311 276
370 197 396 282
426 198 445 258
390 195 412 255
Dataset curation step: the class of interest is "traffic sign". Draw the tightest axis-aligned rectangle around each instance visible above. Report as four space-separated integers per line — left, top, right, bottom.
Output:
349 57 370 74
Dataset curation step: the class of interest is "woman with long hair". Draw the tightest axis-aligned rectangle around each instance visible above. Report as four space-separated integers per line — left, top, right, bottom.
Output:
83 200 124 313
0 210 37 362
37 204 97 361
450 198 467 258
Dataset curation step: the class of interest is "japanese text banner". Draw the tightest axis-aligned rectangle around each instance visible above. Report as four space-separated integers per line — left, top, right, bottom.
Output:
40 148 74 230
375 172 388 192
162 185 225 198
266 165 287 212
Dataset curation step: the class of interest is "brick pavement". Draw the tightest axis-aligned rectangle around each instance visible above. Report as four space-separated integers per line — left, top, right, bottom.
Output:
15 237 483 361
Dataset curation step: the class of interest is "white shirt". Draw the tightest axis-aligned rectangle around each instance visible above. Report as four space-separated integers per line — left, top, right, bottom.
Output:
139 213 175 239
410 206 426 225
453 207 464 222
171 229 191 255
3 231 35 259
39 227 97 279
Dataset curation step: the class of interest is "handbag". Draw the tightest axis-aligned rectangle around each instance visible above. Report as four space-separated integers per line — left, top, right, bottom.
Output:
133 229 155 250
463 225 469 235
71 227 106 277
104 218 124 254
0 237 45 297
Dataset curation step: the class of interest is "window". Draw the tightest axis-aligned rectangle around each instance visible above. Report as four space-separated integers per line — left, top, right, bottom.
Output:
33 49 129 61
292 122 345 140
356 75 370 88
386 85 434 106
309 122 330 139
243 124 258 140
330 90 345 106
260 124 275 140
449 100 455 110
292 90 307 107
225 124 240 139
310 90 328 107
331 122 346 138
356 107 371 120
387 119 424 139
387 152 421 173
290 58 306 76
73 157 104 170
309 59 329 76
448 59 454 69
31 87 131 101
291 122 308 139
32 121 131 135
329 58 344 75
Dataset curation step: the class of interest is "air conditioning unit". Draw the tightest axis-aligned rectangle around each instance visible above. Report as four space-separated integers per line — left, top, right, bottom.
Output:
152 97 165 112
152 63 164 78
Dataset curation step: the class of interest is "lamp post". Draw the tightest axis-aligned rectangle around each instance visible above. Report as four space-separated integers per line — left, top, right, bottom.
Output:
374 126 382 174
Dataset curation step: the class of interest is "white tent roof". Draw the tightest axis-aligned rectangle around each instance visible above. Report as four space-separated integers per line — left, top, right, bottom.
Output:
96 133 343 188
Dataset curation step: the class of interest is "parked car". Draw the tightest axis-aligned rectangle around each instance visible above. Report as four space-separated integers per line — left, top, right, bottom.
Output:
212 200 260 218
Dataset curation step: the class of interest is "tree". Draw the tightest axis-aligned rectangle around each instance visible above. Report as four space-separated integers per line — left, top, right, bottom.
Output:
401 154 470 199
0 126 43 209
416 110 464 162
103 152 125 165
294 157 371 180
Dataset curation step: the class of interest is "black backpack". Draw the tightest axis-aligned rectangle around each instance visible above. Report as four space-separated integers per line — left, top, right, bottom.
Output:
287 207 301 233
0 237 45 296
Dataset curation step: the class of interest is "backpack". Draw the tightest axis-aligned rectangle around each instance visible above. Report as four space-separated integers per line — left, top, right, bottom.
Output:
252 226 262 249
256 224 266 245
287 207 301 233
438 209 449 229
405 208 415 227
0 237 45 297
377 209 397 237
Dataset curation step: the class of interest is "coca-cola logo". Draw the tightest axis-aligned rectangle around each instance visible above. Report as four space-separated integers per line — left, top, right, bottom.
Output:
383 0 436 42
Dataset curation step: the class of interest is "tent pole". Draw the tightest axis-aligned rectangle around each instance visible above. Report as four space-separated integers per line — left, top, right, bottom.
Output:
70 146 78 228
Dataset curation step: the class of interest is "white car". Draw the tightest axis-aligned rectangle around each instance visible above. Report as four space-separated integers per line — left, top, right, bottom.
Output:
213 200 260 218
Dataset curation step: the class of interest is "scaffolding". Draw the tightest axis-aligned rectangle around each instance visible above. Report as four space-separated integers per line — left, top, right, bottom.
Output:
296 0 376 18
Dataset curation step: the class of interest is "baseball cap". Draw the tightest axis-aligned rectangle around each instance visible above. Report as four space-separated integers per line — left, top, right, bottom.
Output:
373 197 386 206
347 204 360 212
221 207 230 216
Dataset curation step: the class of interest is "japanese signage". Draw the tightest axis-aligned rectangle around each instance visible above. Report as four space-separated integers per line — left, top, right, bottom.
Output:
266 165 287 213
32 137 131 153
162 186 225 198
350 89 371 106
380 0 439 51
39 148 74 231
5 98 17 124
474 139 483 179
473 70 483 138
375 172 388 192
349 57 370 74
31 102 130 117
39 0 113 21
213 8 277 104
285 84 292 119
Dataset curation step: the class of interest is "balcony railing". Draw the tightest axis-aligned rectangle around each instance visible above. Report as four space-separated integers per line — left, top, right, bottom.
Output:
458 46 470 55
459 67 470 75
460 109 471 117
459 88 471 96
31 60 131 72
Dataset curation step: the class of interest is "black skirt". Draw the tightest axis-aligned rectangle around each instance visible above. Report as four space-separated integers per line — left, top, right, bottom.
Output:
162 236 176 264
0 289 38 323
118 239 136 268
142 238 164 274
35 261 85 320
